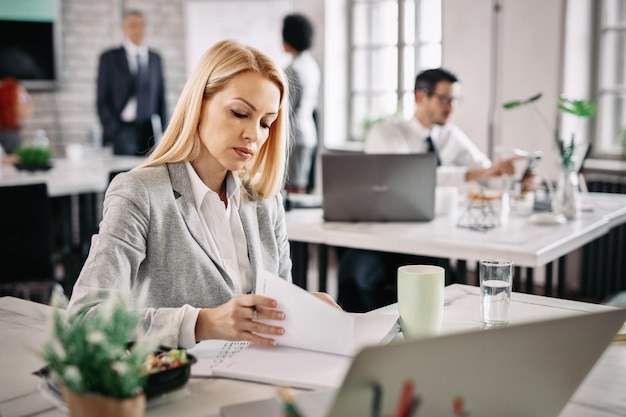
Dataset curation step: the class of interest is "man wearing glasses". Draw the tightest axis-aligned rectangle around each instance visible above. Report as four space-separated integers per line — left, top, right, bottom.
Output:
338 68 521 313
366 67 518 186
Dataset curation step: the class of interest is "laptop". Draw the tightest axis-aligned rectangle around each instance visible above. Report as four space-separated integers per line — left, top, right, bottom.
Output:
221 308 626 417
321 153 437 222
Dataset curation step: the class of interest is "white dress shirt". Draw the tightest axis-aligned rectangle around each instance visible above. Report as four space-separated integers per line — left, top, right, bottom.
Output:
365 118 492 187
120 38 149 122
177 162 253 347
286 51 320 148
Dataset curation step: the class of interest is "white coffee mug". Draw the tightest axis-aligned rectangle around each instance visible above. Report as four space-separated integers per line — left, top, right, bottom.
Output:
397 265 445 338
435 186 459 217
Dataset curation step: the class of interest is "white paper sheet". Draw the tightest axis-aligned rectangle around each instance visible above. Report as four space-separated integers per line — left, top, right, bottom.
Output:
212 345 351 390
191 271 399 389
255 270 399 355
188 340 250 377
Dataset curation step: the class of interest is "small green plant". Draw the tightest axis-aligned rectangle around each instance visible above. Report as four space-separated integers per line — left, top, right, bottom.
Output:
43 293 159 399
502 93 597 168
15 145 51 167
359 101 404 142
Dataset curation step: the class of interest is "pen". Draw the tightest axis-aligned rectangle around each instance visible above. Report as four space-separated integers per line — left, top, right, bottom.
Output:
370 382 382 417
277 386 305 417
394 380 415 417
406 395 421 417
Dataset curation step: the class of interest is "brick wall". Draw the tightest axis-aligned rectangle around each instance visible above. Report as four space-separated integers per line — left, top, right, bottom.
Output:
21 0 188 156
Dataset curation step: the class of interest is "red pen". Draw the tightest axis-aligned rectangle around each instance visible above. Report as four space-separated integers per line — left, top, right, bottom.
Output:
394 380 415 417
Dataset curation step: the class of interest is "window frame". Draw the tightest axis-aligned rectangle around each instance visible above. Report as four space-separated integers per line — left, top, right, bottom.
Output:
594 0 626 158
347 0 442 143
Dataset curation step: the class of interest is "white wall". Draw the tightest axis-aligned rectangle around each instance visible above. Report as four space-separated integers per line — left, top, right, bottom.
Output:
27 0 579 177
443 0 568 181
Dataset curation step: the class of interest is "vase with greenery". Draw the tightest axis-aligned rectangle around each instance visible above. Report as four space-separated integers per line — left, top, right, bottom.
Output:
43 292 159 417
502 93 597 220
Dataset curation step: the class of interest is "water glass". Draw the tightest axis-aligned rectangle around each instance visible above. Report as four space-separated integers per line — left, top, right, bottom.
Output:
397 265 445 338
480 259 513 327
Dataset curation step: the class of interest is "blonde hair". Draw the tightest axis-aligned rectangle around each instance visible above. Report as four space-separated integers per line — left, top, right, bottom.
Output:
140 39 290 199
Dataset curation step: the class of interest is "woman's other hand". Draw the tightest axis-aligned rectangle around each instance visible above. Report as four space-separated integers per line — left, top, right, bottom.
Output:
312 292 342 310
195 294 285 346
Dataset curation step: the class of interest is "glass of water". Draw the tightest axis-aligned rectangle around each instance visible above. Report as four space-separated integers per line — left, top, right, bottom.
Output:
480 259 513 327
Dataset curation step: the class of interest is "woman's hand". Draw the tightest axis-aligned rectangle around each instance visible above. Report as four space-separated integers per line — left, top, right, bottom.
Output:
195 294 285 346
312 292 342 310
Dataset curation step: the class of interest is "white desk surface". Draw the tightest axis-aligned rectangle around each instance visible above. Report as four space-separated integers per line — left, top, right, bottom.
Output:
0 287 624 417
286 193 626 268
0 156 145 197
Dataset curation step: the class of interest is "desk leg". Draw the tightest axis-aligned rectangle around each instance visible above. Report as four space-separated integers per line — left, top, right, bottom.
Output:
513 266 522 292
290 241 308 290
545 262 553 297
318 244 328 293
557 256 567 298
78 192 100 258
456 260 467 284
52 196 73 256
525 268 534 294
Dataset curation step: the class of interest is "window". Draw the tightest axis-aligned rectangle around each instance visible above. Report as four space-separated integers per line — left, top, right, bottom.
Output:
348 0 441 142
596 0 626 156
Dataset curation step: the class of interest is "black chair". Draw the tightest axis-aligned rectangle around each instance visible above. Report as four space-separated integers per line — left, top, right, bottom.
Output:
0 183 60 302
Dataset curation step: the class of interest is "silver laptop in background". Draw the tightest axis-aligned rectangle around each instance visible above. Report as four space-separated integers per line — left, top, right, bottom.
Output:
321 153 437 222
221 308 626 417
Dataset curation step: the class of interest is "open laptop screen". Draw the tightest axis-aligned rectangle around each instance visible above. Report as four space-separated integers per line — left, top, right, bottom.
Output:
322 153 437 222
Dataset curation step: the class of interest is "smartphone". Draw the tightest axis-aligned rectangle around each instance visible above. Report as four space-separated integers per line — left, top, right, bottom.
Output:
521 152 542 179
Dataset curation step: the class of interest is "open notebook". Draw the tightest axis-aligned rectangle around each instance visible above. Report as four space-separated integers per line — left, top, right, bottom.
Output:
188 271 399 390
221 307 626 417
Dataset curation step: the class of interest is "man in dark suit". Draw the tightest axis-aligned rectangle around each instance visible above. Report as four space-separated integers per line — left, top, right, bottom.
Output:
97 10 167 156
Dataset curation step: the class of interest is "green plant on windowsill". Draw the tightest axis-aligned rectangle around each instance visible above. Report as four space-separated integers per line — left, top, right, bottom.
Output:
502 93 597 169
14 145 52 170
359 102 404 142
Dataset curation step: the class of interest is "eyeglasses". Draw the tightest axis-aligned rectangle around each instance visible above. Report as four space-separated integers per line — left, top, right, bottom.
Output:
420 88 461 106
430 93 461 106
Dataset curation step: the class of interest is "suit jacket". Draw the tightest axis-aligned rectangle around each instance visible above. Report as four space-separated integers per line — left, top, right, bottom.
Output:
68 162 292 347
96 46 167 145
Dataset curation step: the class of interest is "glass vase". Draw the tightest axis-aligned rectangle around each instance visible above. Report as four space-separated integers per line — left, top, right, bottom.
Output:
553 163 581 220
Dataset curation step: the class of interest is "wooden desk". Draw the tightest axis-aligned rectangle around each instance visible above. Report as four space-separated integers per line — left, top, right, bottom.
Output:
286 193 626 296
0 290 624 416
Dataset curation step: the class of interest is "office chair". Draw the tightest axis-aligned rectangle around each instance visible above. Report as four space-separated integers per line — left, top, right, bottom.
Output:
0 183 61 303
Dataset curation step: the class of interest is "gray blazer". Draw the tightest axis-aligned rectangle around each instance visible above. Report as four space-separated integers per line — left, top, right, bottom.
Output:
68 162 292 347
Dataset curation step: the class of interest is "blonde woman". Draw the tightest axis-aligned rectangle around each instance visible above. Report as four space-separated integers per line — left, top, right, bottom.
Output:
69 40 336 348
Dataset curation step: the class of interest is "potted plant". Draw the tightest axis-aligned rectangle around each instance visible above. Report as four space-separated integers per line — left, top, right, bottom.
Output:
502 93 597 219
14 145 52 171
43 293 159 417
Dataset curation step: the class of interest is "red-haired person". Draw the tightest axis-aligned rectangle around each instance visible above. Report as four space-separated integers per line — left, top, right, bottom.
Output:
0 78 33 157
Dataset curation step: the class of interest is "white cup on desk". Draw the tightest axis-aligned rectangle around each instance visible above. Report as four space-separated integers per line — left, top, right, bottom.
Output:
397 265 445 338
435 186 459 217
65 143 85 164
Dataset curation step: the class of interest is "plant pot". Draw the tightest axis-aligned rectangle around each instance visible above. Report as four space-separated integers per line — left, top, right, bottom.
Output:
14 162 53 172
63 387 146 417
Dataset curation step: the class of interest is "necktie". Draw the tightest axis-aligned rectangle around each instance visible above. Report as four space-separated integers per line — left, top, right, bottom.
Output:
425 135 441 166
136 53 149 120
136 53 143 82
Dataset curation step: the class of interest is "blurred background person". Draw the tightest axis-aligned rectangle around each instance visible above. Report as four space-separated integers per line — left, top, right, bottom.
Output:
0 77 33 158
338 68 529 313
96 9 167 156
282 13 320 194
